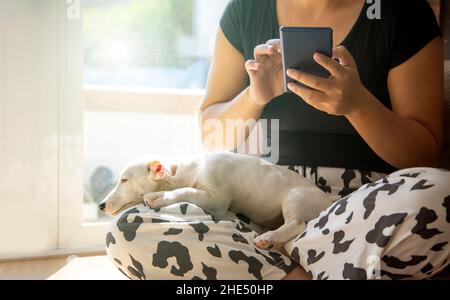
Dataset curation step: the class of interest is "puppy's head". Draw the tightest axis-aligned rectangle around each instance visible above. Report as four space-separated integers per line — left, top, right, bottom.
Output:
98 157 172 216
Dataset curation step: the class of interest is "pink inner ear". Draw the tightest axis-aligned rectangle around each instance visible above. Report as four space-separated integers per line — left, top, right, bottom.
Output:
148 161 161 173
170 165 178 176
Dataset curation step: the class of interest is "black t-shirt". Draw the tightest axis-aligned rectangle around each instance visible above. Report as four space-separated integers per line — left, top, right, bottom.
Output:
220 0 441 173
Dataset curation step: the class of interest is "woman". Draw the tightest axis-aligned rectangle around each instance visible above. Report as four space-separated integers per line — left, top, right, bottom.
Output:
106 0 450 280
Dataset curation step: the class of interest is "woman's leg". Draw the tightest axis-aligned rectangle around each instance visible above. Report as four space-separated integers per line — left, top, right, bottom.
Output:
282 266 312 280
105 202 297 280
285 167 450 280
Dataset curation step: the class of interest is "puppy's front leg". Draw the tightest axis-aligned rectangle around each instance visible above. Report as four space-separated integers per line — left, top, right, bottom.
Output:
144 188 228 218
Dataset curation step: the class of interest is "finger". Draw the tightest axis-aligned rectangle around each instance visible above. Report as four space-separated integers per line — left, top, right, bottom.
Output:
286 69 331 92
313 52 344 76
332 45 357 68
266 39 281 53
254 43 278 62
265 39 282 64
287 82 327 104
245 59 261 72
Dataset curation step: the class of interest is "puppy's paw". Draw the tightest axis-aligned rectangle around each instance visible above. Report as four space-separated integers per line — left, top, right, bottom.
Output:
143 191 176 209
253 231 274 250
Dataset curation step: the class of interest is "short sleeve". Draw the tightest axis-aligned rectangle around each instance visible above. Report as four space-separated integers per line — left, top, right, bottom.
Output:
390 0 442 69
220 0 244 54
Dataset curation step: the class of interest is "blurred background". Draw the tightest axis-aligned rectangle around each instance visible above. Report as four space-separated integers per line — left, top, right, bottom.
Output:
83 0 227 89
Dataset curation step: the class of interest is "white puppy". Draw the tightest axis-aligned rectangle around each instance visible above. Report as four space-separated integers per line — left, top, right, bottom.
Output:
99 152 332 249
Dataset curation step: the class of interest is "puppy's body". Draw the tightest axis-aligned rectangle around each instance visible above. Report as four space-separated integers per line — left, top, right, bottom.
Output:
100 152 332 248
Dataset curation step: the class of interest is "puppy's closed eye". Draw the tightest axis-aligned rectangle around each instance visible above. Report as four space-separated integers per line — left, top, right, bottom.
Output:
120 178 128 184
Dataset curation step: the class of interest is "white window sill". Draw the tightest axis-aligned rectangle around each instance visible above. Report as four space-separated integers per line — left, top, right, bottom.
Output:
84 85 205 114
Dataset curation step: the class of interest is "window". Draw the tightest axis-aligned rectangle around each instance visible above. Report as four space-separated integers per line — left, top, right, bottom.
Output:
81 0 229 222
83 0 228 89
0 0 230 258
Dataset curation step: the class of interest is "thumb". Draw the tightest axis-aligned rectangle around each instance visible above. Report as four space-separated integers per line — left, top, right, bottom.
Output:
333 46 356 69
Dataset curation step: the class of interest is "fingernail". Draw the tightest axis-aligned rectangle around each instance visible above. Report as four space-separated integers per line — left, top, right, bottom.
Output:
314 53 322 61
267 45 273 49
286 69 293 76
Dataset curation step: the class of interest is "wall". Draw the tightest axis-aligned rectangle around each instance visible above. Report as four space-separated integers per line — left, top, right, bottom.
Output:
0 0 81 259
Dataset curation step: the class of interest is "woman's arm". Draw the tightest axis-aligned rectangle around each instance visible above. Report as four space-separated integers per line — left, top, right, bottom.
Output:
199 29 284 151
200 29 261 151
347 37 444 168
286 38 444 169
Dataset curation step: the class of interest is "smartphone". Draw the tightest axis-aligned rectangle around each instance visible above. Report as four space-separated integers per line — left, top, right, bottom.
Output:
280 27 333 93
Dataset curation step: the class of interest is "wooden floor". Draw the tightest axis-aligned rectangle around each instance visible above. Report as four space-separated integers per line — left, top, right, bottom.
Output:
0 255 128 280
2 255 449 280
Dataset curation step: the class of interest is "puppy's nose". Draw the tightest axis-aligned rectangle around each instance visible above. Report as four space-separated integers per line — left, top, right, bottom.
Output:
99 203 106 211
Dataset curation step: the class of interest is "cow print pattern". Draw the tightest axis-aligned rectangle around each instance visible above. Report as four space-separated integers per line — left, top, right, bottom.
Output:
163 228 183 236
180 203 189 215
362 179 404 220
152 241 193 277
412 207 443 239
127 254 146 280
232 233 249 244
228 250 264 280
189 222 210 241
345 212 353 224
104 167 449 280
317 271 329 280
339 169 358 197
382 255 427 269
307 250 325 265
342 263 367 280
366 213 407 247
236 221 253 233
193 263 217 280
290 247 300 264
443 195 450 223
332 231 355 254
105 232 116 248
116 208 144 242
314 195 349 230
207 244 222 258
431 241 448 252
380 270 412 280
288 167 450 280
254 249 297 273
411 179 434 191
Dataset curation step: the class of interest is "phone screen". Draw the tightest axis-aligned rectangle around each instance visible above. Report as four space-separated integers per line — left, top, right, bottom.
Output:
280 27 333 93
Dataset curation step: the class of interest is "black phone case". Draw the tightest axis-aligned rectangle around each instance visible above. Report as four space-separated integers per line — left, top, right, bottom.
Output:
280 27 333 92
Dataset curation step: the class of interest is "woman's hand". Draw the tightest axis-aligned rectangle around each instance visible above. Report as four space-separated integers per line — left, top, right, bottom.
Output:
286 46 366 116
245 39 285 106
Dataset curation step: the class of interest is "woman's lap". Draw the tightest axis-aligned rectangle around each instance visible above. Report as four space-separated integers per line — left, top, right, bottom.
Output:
105 167 450 280
285 167 450 279
106 202 296 280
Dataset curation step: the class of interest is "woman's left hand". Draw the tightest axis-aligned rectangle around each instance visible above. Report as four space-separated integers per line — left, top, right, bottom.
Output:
287 45 366 116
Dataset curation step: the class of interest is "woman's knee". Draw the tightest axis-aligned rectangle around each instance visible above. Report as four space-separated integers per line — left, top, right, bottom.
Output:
386 168 450 215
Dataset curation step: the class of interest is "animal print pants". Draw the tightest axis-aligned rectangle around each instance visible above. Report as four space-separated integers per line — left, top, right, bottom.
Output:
105 167 450 280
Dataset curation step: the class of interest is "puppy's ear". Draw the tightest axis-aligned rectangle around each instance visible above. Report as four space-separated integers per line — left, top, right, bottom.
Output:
148 161 169 181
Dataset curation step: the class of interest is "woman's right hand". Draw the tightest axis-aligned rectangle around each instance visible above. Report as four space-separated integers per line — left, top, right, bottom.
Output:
245 39 285 106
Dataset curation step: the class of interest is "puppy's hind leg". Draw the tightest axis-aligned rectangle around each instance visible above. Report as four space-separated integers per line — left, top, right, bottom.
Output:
253 200 305 250
254 187 331 250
